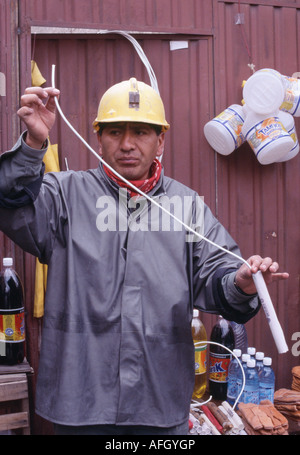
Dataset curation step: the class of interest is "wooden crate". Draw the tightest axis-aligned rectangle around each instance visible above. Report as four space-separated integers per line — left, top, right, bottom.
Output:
0 373 30 434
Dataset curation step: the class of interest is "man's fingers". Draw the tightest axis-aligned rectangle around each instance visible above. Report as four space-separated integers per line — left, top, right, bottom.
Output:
20 93 44 108
21 87 60 108
247 256 275 273
17 106 34 118
24 86 59 96
257 258 277 273
268 272 289 281
45 94 59 113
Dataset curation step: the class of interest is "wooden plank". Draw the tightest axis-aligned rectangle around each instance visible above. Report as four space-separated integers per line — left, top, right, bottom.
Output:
0 374 28 402
0 373 27 383
0 359 34 376
0 412 28 432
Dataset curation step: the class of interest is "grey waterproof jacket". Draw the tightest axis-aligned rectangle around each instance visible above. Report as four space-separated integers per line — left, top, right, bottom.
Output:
0 134 260 427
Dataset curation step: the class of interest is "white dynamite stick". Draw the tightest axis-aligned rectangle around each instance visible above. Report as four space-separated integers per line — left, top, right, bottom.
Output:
252 271 288 354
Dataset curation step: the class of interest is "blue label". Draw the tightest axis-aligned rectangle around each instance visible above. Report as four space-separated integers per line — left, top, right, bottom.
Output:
259 386 274 402
243 387 259 404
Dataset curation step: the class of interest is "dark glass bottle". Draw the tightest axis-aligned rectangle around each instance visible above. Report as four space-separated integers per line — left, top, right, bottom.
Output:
0 258 25 365
209 315 235 400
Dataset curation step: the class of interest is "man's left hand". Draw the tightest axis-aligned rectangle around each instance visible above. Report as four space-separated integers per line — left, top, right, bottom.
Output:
234 255 289 295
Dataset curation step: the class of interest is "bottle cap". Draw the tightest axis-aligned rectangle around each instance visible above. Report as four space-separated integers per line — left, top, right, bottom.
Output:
233 349 242 357
263 357 272 366
243 69 285 114
193 309 199 318
247 359 256 368
255 352 264 360
3 258 13 267
247 347 256 356
242 353 250 362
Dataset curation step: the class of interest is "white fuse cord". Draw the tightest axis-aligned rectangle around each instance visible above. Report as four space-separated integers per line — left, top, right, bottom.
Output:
95 30 160 95
50 65 245 266
51 64 288 355
191 341 246 411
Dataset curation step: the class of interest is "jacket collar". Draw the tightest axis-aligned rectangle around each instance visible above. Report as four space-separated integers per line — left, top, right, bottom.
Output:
97 162 167 198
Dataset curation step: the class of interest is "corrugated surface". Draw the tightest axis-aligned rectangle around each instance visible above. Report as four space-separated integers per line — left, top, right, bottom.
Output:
214 0 300 393
22 0 213 33
0 0 25 282
1 0 300 433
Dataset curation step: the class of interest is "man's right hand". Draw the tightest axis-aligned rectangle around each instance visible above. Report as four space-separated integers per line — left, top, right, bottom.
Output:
17 87 60 149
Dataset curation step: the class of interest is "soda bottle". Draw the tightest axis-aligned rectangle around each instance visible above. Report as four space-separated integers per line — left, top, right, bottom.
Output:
230 321 248 354
0 258 25 365
209 316 235 400
259 357 275 403
226 348 242 406
191 309 207 399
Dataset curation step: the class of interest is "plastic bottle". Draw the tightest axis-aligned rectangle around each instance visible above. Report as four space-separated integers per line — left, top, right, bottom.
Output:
236 353 250 404
242 359 260 404
241 353 250 366
209 316 235 400
255 351 265 374
191 309 207 399
203 104 245 155
226 348 242 406
0 258 25 365
242 105 294 164
247 346 256 358
276 110 299 162
259 357 275 403
230 321 248 353
280 74 300 116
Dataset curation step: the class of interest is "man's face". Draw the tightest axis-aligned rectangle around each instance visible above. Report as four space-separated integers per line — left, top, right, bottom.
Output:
97 122 165 180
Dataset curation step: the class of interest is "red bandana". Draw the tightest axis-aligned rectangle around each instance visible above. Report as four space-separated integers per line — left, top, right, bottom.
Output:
103 159 162 197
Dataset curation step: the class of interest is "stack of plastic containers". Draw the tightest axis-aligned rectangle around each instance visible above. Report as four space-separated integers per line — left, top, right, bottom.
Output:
242 69 295 164
204 68 300 164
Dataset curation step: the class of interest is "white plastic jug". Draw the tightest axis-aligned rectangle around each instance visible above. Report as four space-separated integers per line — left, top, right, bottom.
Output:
204 104 245 155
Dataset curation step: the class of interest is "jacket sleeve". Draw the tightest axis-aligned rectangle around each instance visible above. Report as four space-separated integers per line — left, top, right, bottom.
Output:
0 133 63 263
0 131 47 207
211 267 260 323
192 203 260 323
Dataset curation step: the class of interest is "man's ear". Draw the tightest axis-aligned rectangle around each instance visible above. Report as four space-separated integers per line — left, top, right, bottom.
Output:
97 134 103 156
156 133 165 158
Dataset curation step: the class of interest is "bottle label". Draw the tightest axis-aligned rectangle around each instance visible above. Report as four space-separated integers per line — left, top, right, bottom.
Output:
0 308 25 343
259 385 274 402
281 77 300 115
213 107 245 148
227 379 239 401
243 387 259 405
209 353 231 383
194 343 207 375
245 117 290 158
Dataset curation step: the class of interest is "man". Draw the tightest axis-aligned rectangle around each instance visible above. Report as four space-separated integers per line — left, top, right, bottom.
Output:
0 78 288 435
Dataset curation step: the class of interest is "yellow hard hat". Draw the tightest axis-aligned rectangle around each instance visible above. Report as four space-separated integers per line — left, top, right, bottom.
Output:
93 78 170 132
